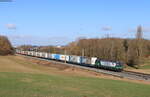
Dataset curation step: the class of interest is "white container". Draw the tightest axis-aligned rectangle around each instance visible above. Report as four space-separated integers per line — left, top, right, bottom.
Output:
59 55 70 62
31 51 34 56
91 57 97 65
60 55 66 61
35 52 38 56
37 52 41 57
33 51 36 56
39 52 43 57
44 53 48 58
47 53 52 59
81 57 91 64
27 51 30 55
65 55 70 61
51 54 55 59
69 55 81 64
25 51 28 55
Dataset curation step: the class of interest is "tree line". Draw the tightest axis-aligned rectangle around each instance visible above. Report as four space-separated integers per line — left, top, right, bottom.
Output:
18 38 150 66
66 38 150 66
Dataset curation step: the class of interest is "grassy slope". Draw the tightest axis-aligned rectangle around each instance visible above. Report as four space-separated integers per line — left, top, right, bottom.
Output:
125 57 150 74
140 65 150 69
140 57 150 69
0 56 150 97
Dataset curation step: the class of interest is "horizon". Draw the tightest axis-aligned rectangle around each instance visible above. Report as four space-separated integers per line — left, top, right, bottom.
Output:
0 0 150 46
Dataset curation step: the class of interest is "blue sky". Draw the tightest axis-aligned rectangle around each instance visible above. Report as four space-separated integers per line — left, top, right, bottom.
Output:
0 0 150 46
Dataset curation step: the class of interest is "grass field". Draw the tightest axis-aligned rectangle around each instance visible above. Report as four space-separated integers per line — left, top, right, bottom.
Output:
140 65 150 69
0 55 150 97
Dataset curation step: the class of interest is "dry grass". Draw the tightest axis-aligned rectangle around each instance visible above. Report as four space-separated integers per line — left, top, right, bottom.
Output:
0 55 42 73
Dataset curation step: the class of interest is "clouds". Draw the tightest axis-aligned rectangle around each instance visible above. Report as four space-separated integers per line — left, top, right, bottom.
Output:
6 24 16 30
101 26 112 31
7 34 72 46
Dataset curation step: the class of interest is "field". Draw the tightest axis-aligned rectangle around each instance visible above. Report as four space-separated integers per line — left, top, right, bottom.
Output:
140 57 150 69
125 57 150 74
0 55 150 97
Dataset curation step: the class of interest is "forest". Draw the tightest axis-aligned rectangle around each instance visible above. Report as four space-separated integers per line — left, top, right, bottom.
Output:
18 37 150 66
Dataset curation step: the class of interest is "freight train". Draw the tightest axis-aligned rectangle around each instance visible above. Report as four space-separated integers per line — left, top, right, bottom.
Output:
16 50 124 71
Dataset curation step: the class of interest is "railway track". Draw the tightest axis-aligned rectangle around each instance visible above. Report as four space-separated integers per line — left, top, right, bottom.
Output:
17 54 150 81
122 71 150 80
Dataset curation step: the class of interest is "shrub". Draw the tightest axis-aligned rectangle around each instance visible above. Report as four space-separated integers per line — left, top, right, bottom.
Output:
0 35 14 55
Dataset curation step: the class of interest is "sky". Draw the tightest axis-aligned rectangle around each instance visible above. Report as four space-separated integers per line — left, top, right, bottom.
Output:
0 0 150 46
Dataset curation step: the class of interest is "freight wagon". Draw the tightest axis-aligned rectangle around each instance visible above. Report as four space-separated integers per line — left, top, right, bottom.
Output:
69 55 81 64
81 57 91 65
60 55 70 62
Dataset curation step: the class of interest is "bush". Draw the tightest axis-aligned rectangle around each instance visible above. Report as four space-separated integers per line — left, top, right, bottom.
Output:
0 35 14 55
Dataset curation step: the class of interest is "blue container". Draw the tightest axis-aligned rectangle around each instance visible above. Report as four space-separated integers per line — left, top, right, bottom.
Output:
54 54 60 60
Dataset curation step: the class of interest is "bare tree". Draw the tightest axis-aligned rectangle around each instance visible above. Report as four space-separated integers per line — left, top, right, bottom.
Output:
136 25 143 39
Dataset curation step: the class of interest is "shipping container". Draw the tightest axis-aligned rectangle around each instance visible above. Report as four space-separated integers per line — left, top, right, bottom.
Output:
27 51 30 55
34 51 37 56
65 55 70 62
60 55 65 61
22 51 25 55
69 55 81 64
45 53 48 58
42 52 48 58
51 54 60 60
51 54 55 59
29 51 32 56
59 55 70 62
54 54 60 60
21 51 23 54
41 52 47 58
30 51 34 56
47 53 52 59
33 51 36 56
36 52 40 57
81 57 91 65
91 57 97 65
24 51 29 55
38 52 43 57
26 51 29 55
